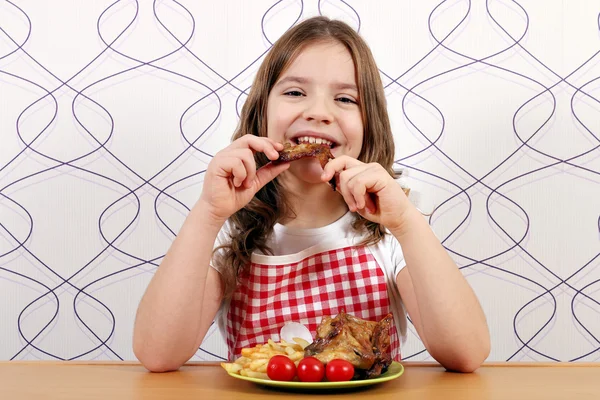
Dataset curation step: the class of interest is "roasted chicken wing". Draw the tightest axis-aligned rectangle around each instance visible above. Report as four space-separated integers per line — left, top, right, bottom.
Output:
274 143 336 190
275 142 334 167
304 311 394 379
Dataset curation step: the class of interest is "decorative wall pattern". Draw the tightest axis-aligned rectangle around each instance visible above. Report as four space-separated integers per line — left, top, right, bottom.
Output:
0 0 598 362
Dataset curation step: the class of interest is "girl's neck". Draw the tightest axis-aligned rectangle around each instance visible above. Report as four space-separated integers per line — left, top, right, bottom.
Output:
278 180 348 229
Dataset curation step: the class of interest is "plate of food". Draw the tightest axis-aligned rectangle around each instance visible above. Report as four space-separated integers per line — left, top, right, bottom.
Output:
221 311 404 389
224 360 404 389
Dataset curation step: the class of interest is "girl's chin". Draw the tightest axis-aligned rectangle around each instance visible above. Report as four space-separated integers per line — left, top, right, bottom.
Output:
285 159 329 185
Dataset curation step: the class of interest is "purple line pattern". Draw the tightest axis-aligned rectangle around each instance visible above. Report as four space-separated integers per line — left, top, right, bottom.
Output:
0 0 598 362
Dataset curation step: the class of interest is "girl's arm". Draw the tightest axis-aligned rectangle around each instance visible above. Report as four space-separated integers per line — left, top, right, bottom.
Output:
133 135 288 372
132 203 224 372
320 156 490 372
393 205 490 372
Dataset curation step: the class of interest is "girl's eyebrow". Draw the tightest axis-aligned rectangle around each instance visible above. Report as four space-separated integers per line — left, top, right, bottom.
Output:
332 82 358 92
276 76 310 87
275 76 358 92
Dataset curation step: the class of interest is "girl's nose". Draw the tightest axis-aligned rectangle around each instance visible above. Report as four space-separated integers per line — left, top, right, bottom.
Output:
302 96 333 124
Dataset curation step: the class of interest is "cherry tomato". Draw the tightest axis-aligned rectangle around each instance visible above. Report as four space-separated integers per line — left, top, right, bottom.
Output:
297 357 325 382
325 359 355 382
267 355 297 381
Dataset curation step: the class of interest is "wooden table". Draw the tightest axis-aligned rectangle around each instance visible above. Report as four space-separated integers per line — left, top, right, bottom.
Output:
2 361 599 400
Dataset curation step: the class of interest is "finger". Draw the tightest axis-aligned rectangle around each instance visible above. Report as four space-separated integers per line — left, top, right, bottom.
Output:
233 134 282 150
344 166 381 212
341 187 358 212
253 162 290 191
224 156 247 188
321 156 363 182
337 169 364 212
231 135 283 160
244 136 283 160
227 149 257 188
359 168 384 212
338 168 364 209
349 172 377 211
364 193 377 214
350 177 368 210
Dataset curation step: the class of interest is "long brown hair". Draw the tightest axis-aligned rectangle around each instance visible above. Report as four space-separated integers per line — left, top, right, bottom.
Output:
215 16 395 298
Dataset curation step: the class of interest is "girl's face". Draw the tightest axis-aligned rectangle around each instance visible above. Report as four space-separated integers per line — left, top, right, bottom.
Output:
266 41 364 185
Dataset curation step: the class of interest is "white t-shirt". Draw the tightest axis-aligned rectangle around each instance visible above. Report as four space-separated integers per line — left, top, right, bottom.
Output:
210 211 409 350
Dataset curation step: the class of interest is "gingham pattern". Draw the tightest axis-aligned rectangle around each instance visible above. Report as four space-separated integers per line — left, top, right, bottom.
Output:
226 245 400 361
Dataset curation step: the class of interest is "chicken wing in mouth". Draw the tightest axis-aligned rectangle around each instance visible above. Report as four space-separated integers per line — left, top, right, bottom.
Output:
273 143 336 190
304 311 394 379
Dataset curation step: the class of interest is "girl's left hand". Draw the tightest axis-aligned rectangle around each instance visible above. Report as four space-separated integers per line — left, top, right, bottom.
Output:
321 156 411 231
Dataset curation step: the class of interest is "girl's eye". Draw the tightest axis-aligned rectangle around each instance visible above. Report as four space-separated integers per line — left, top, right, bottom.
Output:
336 97 358 105
284 90 304 97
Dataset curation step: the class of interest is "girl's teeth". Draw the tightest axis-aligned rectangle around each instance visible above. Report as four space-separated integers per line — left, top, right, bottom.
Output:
296 136 333 147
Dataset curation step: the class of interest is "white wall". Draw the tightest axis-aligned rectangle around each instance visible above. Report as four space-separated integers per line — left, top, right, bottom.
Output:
1 0 599 363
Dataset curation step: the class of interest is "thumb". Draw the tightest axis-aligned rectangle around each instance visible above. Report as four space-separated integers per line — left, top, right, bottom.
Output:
252 162 290 191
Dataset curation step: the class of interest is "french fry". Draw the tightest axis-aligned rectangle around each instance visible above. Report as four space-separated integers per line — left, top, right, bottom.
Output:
267 339 285 352
235 356 250 365
245 371 269 379
241 348 257 357
250 352 270 359
220 362 243 374
221 337 309 380
292 337 311 349
288 351 304 361
249 358 268 370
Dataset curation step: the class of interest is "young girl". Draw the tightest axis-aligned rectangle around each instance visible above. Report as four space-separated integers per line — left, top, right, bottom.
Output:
133 16 490 374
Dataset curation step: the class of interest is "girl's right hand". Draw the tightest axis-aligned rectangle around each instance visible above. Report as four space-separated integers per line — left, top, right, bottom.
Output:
198 135 290 225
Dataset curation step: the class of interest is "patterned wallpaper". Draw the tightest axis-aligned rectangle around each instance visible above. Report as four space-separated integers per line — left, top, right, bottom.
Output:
0 0 599 363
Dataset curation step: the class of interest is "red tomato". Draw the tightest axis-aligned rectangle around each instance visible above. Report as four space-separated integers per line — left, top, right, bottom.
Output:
267 355 297 381
297 357 325 382
325 359 355 382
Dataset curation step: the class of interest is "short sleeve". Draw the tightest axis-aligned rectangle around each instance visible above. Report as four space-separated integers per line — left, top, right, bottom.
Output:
209 219 233 273
387 233 407 279
367 231 406 282
366 231 409 345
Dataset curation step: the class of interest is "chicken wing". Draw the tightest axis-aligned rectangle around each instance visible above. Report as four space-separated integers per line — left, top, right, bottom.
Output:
274 143 336 190
304 311 393 378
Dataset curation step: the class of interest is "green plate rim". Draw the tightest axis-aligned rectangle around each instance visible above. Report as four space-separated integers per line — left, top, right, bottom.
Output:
226 361 404 389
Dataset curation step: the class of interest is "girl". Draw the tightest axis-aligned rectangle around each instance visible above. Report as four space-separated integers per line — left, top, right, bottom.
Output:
133 16 490 374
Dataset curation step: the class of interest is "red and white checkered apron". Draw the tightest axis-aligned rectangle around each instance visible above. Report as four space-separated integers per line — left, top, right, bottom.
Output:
225 244 401 361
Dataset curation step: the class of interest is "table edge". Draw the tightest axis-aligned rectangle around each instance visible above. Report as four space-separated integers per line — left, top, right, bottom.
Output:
1 361 599 368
